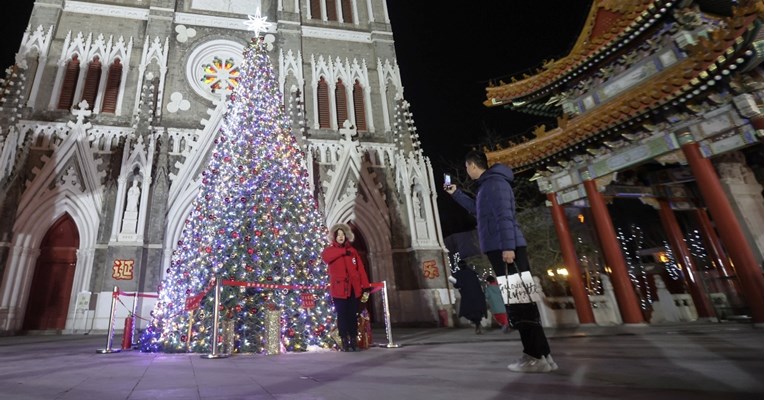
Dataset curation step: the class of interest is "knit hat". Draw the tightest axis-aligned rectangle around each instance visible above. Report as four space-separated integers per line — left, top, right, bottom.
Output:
328 223 354 242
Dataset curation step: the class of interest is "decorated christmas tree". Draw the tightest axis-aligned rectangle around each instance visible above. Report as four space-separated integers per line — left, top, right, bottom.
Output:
141 14 334 353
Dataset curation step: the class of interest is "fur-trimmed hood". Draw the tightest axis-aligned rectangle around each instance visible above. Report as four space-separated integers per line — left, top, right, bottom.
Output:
328 223 354 242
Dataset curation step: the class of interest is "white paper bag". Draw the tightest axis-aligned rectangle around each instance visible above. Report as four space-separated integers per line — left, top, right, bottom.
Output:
496 272 541 304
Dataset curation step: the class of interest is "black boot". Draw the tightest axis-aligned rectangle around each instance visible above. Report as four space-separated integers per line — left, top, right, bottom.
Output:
343 337 355 352
349 336 358 352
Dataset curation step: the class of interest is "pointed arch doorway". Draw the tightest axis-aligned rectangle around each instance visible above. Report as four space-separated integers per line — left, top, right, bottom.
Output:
23 214 80 331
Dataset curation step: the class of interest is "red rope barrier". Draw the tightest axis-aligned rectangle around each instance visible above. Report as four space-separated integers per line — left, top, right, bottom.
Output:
221 279 385 293
222 279 326 291
114 290 159 299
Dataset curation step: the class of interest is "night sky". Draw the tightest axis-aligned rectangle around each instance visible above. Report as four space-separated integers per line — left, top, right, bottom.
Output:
1 1 593 237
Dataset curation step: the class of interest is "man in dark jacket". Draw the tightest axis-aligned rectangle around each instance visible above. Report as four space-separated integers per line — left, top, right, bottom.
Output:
445 150 557 373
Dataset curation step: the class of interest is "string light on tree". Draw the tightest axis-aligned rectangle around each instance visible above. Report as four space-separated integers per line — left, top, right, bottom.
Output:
141 12 334 354
616 225 652 311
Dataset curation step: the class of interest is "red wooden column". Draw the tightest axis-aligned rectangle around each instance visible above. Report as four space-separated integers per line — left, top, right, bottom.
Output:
582 179 645 324
693 208 742 297
694 208 734 277
678 133 763 323
657 199 715 319
548 193 596 325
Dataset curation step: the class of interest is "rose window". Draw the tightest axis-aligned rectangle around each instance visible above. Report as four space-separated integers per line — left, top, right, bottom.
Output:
201 57 240 93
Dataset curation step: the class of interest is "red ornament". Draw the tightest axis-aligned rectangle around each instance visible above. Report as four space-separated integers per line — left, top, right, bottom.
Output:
255 230 262 237
232 232 239 239
287 328 295 337
224 156 231 162
205 247 212 253
219 228 225 234
247 248 254 255
239 177 245 184
235 305 242 312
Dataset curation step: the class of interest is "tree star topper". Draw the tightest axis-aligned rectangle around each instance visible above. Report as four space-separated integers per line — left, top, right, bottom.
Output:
244 9 271 37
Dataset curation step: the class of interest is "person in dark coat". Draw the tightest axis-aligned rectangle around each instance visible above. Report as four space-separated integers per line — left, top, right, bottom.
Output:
445 150 556 373
448 262 487 334
321 223 371 352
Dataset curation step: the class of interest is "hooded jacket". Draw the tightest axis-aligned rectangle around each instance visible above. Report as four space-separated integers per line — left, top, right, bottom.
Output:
321 224 370 299
451 164 527 253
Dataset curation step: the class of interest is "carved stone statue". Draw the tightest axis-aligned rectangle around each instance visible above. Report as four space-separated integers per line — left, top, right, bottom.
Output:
126 179 140 212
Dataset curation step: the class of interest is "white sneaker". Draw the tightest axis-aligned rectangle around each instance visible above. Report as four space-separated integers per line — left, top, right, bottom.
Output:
507 354 552 373
545 355 559 371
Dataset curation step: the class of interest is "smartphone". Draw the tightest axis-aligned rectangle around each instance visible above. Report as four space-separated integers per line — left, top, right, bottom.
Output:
443 174 452 186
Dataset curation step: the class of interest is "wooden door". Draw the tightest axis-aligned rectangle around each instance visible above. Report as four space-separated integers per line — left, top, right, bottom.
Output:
23 214 79 331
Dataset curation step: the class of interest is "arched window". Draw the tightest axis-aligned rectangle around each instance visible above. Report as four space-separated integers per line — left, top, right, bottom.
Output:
57 55 80 110
101 59 123 114
335 79 348 128
81 57 102 110
341 0 352 23
317 77 330 129
310 0 321 19
326 0 338 21
353 80 366 131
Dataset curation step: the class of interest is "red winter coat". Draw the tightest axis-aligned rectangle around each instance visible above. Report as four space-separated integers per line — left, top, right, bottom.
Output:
321 241 370 299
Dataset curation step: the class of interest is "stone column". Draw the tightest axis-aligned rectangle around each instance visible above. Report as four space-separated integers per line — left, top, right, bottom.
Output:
547 192 595 325
714 151 764 262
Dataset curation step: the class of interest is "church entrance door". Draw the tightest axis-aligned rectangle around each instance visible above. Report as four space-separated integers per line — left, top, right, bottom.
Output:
23 214 80 331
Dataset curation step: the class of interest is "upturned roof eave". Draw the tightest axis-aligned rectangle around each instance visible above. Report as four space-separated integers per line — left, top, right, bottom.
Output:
484 0 663 107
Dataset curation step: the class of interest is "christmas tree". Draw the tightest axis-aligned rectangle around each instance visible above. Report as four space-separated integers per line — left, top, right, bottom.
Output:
141 14 334 353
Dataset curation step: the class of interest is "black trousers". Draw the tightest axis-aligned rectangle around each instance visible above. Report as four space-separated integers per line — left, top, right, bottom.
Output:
486 247 551 359
333 294 360 341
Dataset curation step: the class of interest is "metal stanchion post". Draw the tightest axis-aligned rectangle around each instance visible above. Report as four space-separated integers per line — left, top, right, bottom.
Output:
97 286 122 354
130 291 138 347
201 277 229 359
377 280 400 348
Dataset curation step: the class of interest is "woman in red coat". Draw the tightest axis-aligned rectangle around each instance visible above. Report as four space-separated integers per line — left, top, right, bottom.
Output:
321 223 370 351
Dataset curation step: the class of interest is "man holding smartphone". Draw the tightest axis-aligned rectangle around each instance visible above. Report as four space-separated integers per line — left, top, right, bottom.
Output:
444 150 556 373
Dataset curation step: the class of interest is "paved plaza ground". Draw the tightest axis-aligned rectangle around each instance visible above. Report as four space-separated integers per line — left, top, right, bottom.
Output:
0 322 762 399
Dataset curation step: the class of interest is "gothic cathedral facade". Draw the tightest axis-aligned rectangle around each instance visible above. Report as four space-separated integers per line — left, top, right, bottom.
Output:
0 0 451 334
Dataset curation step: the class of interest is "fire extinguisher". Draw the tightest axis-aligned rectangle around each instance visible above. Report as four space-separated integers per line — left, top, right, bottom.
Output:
121 315 134 350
